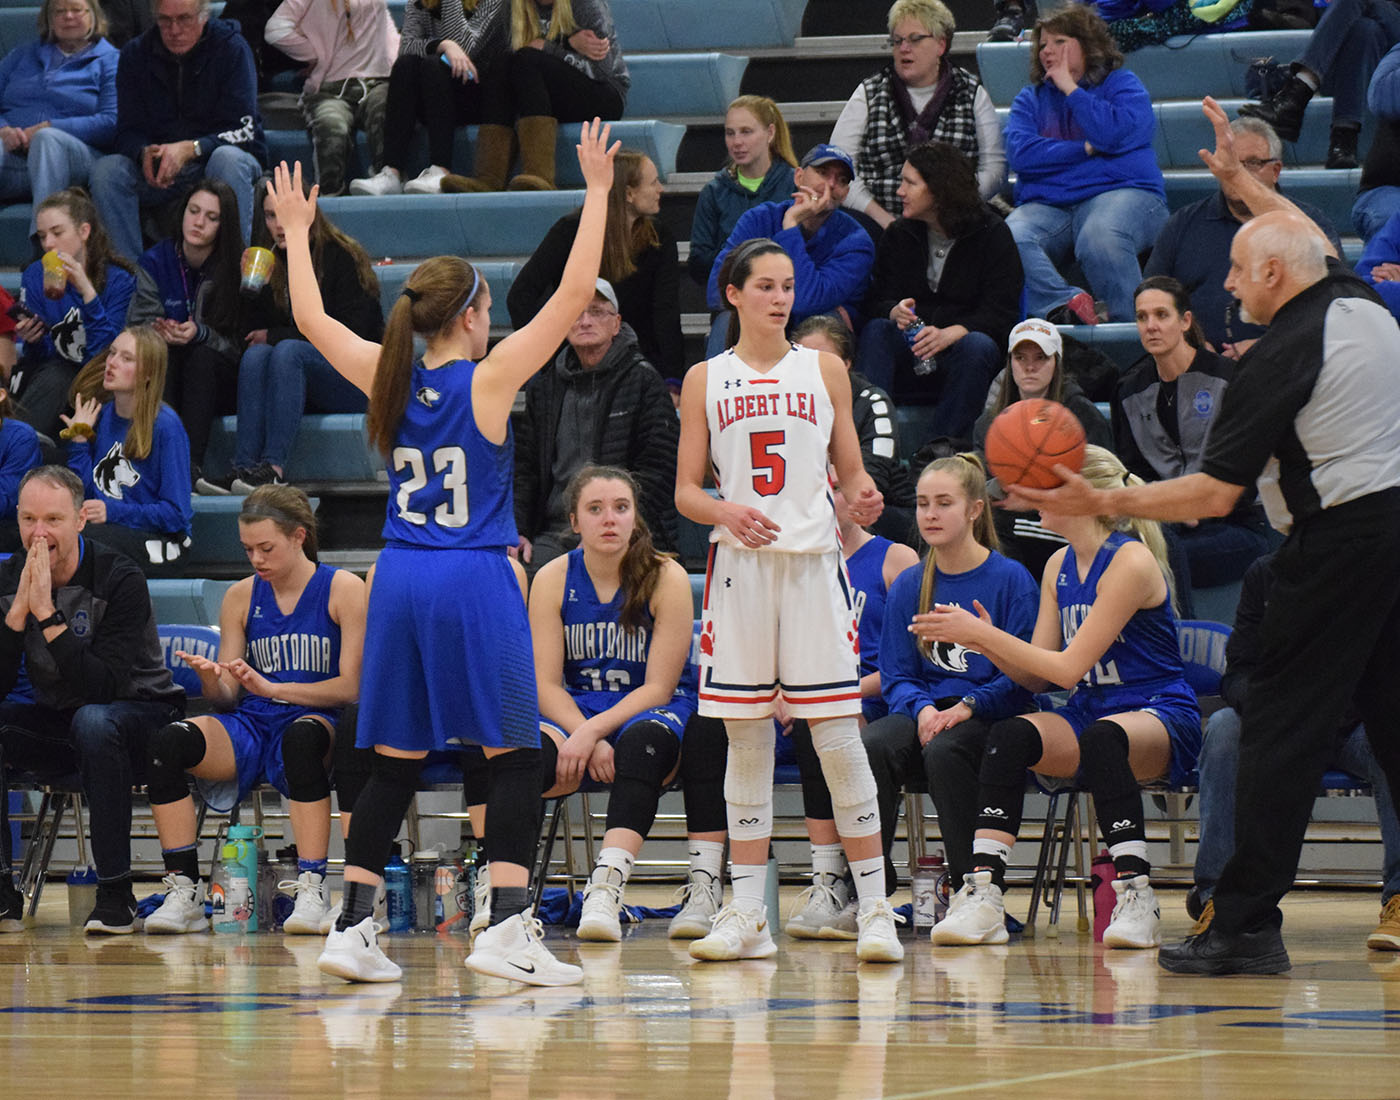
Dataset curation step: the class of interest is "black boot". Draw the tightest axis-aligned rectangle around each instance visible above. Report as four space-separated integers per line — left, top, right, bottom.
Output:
1238 73 1314 143
1326 124 1360 170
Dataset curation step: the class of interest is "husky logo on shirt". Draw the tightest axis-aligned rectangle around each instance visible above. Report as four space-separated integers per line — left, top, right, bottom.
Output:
416 386 441 408
48 305 86 364
93 441 140 500
929 639 971 672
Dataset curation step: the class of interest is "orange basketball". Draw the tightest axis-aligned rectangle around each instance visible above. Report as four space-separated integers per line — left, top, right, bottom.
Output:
984 398 1087 490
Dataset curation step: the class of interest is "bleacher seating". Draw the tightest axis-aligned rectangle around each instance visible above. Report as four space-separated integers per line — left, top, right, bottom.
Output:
186 495 320 569
148 578 232 625
204 414 384 484
319 192 584 259
611 0 806 49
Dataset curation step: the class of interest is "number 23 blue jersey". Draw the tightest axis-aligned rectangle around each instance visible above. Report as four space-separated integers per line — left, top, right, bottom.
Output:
382 359 518 550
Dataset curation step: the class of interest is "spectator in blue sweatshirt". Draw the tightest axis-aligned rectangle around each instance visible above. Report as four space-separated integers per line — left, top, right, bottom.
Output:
61 324 193 574
861 453 1038 895
0 0 118 228
0 389 43 552
1003 4 1166 324
11 187 136 440
704 143 875 358
1356 205 1400 320
89 0 267 261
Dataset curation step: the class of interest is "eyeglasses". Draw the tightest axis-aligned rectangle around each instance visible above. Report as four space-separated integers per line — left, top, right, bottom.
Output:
582 305 617 319
155 12 201 29
1240 157 1281 171
52 6 91 16
886 32 937 48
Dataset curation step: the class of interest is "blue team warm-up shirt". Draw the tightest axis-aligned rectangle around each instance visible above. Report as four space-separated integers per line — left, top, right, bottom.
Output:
846 535 893 720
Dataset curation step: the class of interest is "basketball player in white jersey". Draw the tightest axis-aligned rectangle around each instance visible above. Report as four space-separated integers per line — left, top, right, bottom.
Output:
675 237 902 964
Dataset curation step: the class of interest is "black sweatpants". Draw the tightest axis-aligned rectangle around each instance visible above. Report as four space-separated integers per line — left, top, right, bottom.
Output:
480 47 624 125
381 53 486 172
1214 489 1400 933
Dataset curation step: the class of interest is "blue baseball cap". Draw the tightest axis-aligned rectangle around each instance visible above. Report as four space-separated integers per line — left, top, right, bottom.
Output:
800 143 855 177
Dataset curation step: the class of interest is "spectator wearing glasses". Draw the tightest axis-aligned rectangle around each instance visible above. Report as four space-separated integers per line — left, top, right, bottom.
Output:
829 0 1004 232
1144 116 1340 358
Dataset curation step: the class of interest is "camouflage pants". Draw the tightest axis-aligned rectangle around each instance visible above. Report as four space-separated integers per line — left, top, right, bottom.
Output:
301 77 390 195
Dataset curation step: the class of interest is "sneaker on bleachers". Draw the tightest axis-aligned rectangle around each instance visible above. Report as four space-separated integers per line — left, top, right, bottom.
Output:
668 872 721 939
349 167 403 196
232 463 285 494
282 871 331 935
465 911 583 986
196 468 242 495
85 884 140 935
689 901 777 961
855 897 905 963
1367 895 1400 951
403 165 449 194
930 871 1009 946
319 916 402 983
145 874 209 934
785 873 857 940
0 876 24 932
1102 875 1161 949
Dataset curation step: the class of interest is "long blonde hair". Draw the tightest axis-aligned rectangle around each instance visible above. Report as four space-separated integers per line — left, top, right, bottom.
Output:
68 325 168 461
725 95 798 171
1078 444 1176 608
511 0 575 48
915 453 998 660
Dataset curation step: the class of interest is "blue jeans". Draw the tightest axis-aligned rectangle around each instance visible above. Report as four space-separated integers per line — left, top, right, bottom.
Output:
1353 185 1400 241
1006 188 1168 322
1195 707 1400 903
235 339 367 469
0 698 181 882
0 128 102 231
854 319 1003 440
1301 0 1400 126
90 145 261 261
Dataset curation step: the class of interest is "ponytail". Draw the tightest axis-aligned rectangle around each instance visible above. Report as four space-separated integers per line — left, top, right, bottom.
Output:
1079 444 1177 612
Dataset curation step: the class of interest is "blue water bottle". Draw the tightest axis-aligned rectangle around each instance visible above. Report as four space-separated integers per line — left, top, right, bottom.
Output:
904 319 938 376
385 848 414 933
215 823 263 932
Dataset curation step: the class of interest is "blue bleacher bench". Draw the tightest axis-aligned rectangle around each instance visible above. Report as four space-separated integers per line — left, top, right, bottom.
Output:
148 577 233 626
623 53 748 119
204 413 384 484
186 494 319 568
319 191 584 259
610 0 805 49
373 260 519 327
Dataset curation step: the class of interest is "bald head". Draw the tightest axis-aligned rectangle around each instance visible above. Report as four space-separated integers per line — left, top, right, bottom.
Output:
1226 211 1329 326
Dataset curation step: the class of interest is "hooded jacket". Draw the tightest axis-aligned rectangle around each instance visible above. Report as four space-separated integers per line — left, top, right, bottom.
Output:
514 323 679 550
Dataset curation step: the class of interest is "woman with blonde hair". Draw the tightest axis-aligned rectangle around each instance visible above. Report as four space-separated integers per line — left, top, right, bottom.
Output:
61 324 193 574
508 146 681 372
688 95 798 286
922 444 1199 950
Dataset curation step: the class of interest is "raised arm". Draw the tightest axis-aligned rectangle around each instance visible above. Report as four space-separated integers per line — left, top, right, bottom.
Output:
268 161 381 395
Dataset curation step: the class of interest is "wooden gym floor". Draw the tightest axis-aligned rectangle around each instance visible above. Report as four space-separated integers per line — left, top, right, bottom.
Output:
2 885 1398 1099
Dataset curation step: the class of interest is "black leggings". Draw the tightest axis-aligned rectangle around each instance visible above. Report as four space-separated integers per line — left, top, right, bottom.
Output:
481 47 624 124
382 53 486 170
164 342 237 469
604 720 680 837
679 715 727 834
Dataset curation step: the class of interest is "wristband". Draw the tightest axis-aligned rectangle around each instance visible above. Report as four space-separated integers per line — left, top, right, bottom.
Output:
59 421 94 442
34 609 65 630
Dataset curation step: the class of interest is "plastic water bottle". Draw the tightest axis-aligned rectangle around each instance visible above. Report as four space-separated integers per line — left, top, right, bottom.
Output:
270 846 298 932
215 824 262 932
412 850 441 932
933 851 950 924
904 319 938 376
911 856 939 931
1091 850 1115 942
66 866 97 927
385 850 414 933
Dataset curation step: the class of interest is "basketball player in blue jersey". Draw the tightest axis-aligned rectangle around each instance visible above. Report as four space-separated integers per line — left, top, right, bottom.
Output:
266 122 618 986
529 465 698 942
784 475 917 940
144 486 366 935
922 445 1200 950
676 238 903 964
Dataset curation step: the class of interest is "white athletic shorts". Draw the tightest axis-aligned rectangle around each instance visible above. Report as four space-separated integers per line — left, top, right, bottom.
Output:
697 544 862 720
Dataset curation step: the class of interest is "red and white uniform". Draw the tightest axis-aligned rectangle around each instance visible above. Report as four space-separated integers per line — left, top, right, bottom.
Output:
698 345 861 719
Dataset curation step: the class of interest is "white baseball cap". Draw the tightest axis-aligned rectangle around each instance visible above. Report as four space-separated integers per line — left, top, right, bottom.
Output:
1008 317 1062 356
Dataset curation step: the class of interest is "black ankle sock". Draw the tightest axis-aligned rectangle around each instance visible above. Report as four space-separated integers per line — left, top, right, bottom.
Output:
337 880 377 931
96 875 133 900
979 857 1008 890
162 845 200 882
1113 855 1151 878
489 885 530 925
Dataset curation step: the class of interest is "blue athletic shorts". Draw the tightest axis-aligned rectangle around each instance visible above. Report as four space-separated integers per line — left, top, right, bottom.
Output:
358 544 539 752
540 689 698 744
195 705 335 813
1055 679 1202 787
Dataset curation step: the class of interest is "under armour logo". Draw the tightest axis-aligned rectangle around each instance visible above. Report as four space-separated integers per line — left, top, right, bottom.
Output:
725 578 732 588
724 378 739 389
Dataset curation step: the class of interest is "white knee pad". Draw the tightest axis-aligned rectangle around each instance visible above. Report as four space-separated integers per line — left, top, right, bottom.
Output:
810 717 880 838
723 718 776 841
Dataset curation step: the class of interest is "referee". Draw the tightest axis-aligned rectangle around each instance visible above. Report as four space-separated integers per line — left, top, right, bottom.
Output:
1010 98 1400 975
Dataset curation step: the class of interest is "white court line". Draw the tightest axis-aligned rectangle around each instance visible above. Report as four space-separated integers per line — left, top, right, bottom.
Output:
878 1050 1216 1099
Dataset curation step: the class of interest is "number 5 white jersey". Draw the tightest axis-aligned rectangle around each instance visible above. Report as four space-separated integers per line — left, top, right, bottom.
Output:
704 344 838 554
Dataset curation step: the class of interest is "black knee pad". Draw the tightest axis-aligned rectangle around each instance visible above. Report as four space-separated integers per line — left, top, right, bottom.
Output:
979 716 1043 788
146 720 206 805
538 734 559 796
486 748 543 869
613 720 680 788
1076 719 1136 801
342 752 423 874
459 747 489 806
281 717 332 802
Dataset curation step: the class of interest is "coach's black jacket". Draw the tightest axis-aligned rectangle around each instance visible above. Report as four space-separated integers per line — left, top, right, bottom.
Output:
514 323 679 551
0 539 184 713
